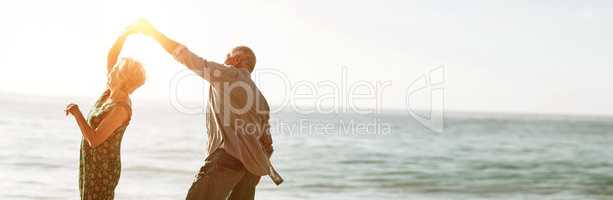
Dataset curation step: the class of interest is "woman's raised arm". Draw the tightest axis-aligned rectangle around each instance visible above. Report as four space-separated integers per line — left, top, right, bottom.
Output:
107 27 138 74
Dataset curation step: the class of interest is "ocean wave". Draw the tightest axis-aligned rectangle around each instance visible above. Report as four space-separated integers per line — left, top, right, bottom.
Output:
7 161 64 169
122 165 194 175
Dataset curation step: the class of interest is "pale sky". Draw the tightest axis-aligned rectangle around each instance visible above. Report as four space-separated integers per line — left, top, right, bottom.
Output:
1 0 612 115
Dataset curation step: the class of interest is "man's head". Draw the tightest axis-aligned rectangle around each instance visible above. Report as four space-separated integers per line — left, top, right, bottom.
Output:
224 46 256 72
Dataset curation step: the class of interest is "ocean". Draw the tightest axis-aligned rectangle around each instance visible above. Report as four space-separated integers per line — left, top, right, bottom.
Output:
2 93 613 200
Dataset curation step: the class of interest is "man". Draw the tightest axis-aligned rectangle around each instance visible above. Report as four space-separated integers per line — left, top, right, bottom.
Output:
132 19 282 200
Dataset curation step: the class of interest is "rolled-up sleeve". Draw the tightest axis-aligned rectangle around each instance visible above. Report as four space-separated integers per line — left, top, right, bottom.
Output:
172 45 239 82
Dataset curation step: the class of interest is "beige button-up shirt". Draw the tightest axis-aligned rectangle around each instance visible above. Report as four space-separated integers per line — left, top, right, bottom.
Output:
172 45 274 176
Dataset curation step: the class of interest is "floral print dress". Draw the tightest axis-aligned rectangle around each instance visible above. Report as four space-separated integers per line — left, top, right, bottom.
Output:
79 90 132 200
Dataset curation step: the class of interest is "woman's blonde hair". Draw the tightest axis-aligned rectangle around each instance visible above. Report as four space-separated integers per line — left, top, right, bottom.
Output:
113 57 146 93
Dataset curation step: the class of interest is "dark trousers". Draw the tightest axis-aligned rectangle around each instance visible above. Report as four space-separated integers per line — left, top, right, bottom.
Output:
186 149 260 200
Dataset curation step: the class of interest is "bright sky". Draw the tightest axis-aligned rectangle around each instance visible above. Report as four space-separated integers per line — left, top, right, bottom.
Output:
1 0 612 115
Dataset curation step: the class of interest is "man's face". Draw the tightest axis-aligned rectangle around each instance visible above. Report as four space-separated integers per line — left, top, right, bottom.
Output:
224 50 241 67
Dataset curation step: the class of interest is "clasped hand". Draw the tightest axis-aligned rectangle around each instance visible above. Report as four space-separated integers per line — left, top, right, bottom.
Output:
122 19 157 37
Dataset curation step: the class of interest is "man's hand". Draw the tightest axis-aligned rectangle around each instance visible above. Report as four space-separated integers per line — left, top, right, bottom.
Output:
127 18 181 62
260 133 274 156
130 19 158 37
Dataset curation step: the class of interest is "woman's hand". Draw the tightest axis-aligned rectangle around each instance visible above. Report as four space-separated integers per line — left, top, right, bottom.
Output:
128 19 157 37
120 25 138 38
124 22 141 36
65 103 80 117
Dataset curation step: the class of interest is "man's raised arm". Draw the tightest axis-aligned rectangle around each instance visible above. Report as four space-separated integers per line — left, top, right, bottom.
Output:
136 20 180 55
134 19 237 82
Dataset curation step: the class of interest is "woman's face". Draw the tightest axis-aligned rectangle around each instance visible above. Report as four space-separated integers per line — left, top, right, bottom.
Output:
107 58 146 94
107 68 124 92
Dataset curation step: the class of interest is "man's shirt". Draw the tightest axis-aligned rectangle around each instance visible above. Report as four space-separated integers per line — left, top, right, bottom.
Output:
172 45 273 176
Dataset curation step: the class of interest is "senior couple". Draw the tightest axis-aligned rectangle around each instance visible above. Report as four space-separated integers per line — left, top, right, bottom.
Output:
65 19 282 200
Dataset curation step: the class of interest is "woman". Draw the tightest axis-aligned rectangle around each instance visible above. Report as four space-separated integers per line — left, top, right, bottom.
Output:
65 28 145 200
